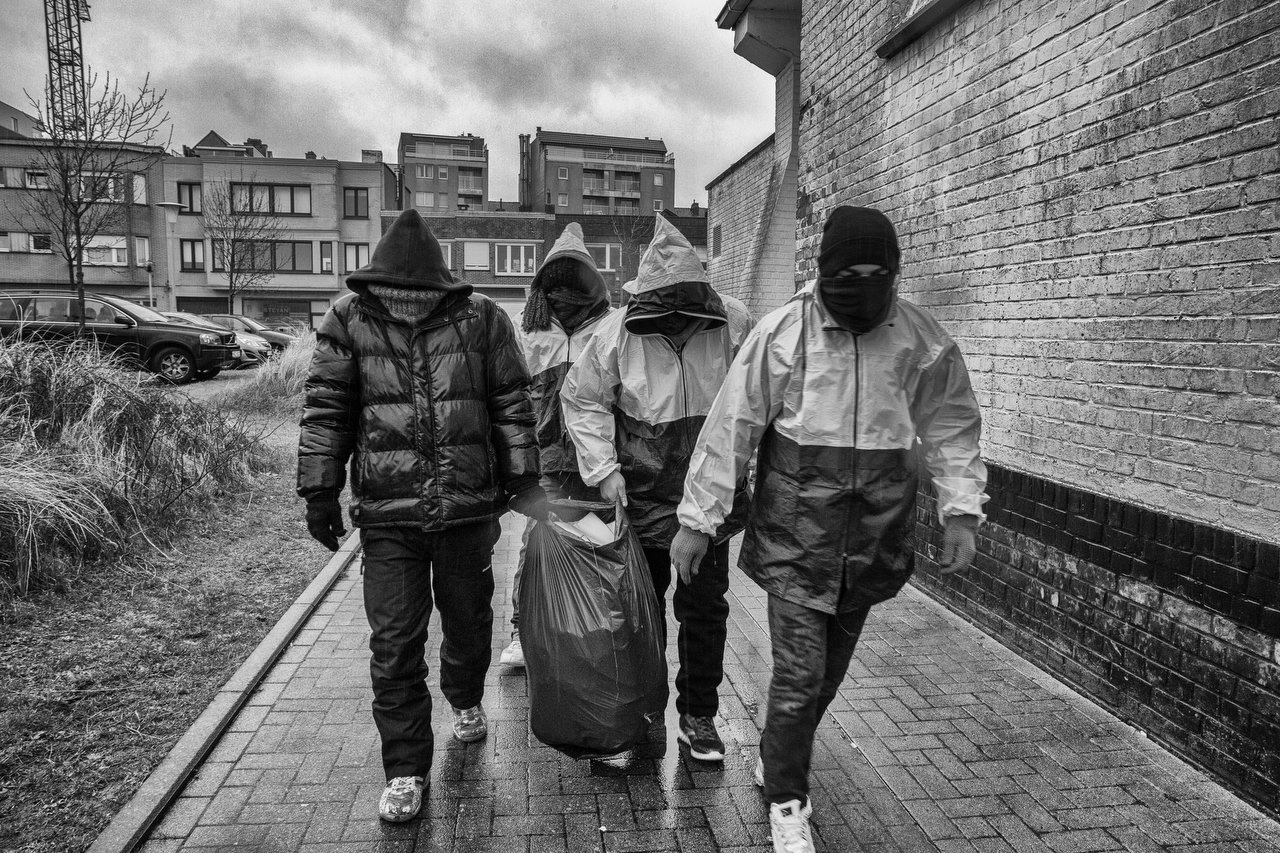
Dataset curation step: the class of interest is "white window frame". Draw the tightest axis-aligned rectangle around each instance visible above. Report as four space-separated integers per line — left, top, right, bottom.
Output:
25 170 50 190
558 167 569 180
416 164 433 179
585 243 621 272
344 243 370 273
81 172 123 203
437 166 448 181
653 173 664 186
463 241 489 270
31 233 53 253
83 235 129 266
440 242 453 268
415 191 435 209
653 199 664 211
132 173 148 205
557 193 568 207
495 243 537 276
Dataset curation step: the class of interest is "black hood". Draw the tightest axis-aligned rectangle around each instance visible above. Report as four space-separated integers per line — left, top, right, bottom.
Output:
346 209 471 295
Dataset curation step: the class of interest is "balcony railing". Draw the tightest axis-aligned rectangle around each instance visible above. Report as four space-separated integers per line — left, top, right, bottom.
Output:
458 179 484 194
583 178 609 192
613 181 640 193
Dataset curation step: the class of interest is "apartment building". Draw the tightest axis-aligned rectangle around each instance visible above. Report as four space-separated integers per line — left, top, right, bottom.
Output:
0 127 163 303
162 135 393 328
397 132 489 214
518 129 675 217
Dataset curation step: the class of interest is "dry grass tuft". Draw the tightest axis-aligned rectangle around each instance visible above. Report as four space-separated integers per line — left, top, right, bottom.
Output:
212 332 316 414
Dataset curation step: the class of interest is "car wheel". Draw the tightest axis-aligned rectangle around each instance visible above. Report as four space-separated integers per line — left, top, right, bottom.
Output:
196 366 221 380
151 347 195 384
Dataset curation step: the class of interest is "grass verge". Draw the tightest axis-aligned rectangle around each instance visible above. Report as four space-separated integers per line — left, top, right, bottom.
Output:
0 362 344 853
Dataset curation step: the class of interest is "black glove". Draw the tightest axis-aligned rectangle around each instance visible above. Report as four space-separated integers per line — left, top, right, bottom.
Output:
305 493 346 552
509 483 551 522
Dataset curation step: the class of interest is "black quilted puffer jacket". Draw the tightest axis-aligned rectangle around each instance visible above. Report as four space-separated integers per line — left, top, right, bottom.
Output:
297 209 538 530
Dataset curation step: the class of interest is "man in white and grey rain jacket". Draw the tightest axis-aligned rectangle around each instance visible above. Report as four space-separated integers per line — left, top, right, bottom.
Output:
561 213 753 763
500 222 616 667
670 206 987 853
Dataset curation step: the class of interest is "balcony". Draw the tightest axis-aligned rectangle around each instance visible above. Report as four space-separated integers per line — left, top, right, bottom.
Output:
458 179 484 195
583 178 609 193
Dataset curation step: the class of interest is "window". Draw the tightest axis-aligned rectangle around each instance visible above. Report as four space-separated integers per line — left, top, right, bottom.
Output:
416 164 433 179
557 193 568 207
275 241 313 272
414 191 435 209
653 199 664 211
463 241 488 270
80 300 118 324
440 242 452 268
496 244 537 275
180 239 205 271
437 166 448 181
558 167 569 180
212 240 276 272
83 235 129 266
343 187 369 219
320 242 333 272
712 225 722 257
31 234 52 252
135 236 150 265
230 182 311 214
132 174 148 205
81 172 123 202
0 167 23 187
653 173 664 186
30 297 73 321
177 182 202 214
344 243 369 273
586 243 622 271
0 232 29 252
25 171 49 190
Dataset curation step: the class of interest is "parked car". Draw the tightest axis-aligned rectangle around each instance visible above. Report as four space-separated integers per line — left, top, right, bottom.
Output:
201 314 297 352
0 290 238 384
162 311 273 369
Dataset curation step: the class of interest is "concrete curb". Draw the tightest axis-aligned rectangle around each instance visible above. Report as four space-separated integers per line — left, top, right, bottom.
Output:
87 533 362 853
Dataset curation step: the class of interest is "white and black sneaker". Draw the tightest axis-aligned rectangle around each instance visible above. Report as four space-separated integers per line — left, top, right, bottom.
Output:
769 798 814 853
677 713 725 761
378 775 425 822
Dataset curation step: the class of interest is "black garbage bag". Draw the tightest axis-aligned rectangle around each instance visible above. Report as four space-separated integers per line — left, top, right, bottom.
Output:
520 499 668 758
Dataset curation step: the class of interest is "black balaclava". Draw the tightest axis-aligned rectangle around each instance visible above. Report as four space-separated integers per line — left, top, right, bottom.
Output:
817 206 901 334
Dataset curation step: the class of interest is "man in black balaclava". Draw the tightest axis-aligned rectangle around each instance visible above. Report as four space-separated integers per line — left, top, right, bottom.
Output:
673 206 987 853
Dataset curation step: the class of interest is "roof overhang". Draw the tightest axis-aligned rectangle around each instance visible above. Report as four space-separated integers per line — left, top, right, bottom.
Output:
716 0 801 77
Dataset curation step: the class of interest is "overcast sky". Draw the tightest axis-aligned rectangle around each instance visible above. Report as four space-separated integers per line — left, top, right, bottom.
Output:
1 0 776 205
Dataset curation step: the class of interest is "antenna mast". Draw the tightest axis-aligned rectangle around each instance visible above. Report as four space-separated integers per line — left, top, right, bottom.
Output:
44 0 91 138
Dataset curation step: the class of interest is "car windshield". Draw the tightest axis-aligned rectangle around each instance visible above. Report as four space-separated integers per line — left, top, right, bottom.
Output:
101 296 169 323
239 316 271 333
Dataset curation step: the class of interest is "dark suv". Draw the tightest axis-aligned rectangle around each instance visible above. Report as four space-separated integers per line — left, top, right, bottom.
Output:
0 290 237 384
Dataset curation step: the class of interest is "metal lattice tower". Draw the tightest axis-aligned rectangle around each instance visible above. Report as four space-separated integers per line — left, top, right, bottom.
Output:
43 0 91 138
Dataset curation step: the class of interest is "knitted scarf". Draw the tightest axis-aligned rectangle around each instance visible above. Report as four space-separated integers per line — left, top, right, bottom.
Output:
367 283 448 323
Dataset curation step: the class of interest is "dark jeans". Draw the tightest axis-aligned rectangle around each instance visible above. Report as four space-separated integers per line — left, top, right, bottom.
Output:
362 520 500 780
642 540 731 718
761 595 872 804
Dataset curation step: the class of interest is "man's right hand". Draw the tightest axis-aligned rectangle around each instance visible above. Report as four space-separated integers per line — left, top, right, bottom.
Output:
305 494 347 552
599 470 628 507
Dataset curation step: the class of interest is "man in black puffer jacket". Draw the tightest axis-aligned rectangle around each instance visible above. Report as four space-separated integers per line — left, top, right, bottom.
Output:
297 209 543 823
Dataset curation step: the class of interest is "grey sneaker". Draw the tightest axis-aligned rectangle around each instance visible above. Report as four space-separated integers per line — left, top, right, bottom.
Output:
754 755 765 787
452 703 488 742
769 798 814 853
378 775 424 822
499 636 525 667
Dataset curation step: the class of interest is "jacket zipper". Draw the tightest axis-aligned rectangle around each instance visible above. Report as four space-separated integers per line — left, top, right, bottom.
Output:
843 335 860 577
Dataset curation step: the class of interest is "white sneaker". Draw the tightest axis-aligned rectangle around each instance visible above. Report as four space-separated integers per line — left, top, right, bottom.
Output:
378 775 424 822
451 703 488 742
499 636 525 667
754 756 765 787
769 798 814 853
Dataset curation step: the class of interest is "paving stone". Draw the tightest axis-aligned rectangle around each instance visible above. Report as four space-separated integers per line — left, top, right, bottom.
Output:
134 529 1280 853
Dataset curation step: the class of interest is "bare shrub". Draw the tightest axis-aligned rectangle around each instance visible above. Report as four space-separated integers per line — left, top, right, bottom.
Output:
212 331 316 415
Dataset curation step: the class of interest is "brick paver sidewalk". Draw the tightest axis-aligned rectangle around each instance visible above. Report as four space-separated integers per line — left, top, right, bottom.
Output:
137 517 1280 852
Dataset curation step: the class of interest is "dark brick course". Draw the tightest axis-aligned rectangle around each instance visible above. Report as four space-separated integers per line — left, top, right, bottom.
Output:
916 464 1280 817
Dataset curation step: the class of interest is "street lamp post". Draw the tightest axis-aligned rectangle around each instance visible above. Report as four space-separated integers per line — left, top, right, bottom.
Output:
154 201 185 311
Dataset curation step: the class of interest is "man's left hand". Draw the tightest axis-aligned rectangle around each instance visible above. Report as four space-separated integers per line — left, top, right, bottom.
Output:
939 515 980 575
670 525 711 584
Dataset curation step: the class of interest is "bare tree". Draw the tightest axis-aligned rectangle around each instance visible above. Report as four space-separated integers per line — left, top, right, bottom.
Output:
14 69 170 331
199 176 287 312
607 210 655 304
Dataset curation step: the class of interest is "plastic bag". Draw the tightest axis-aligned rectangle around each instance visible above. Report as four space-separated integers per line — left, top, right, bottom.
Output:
520 498 668 758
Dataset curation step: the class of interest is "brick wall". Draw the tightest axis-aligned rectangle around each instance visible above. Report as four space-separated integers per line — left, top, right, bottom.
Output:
799 0 1280 814
707 135 775 306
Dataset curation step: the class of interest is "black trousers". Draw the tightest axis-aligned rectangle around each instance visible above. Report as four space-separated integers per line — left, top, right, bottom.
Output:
361 520 500 780
642 540 731 718
761 595 872 805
